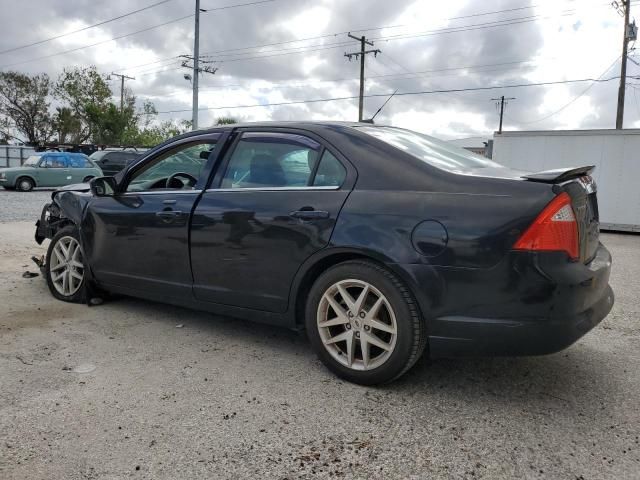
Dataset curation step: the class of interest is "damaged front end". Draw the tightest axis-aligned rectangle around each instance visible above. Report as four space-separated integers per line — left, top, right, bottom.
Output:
35 185 91 244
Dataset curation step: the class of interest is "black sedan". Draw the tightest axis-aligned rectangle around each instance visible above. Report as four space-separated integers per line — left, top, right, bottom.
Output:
35 122 614 385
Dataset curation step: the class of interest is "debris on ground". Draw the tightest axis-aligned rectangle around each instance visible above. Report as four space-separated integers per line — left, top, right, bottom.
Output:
31 255 45 272
22 271 39 278
175 324 184 328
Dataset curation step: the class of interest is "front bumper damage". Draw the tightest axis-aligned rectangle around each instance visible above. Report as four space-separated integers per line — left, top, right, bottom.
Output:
35 202 65 244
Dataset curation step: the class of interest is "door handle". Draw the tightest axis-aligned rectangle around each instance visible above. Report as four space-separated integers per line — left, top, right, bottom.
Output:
163 199 177 205
156 210 183 219
290 209 330 220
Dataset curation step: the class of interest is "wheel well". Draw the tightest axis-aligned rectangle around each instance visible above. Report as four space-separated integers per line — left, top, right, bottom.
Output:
16 175 35 187
294 252 399 327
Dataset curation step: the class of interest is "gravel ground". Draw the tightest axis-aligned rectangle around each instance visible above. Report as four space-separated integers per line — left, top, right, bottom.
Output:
0 222 639 480
0 189 53 222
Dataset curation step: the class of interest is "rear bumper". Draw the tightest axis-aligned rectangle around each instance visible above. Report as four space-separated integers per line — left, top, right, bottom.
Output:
401 243 614 358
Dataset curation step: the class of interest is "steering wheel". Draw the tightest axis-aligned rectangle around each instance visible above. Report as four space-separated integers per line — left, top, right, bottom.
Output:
165 172 198 189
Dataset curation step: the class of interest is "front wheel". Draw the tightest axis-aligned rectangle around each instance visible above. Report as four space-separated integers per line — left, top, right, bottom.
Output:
16 177 34 191
305 260 426 385
45 226 86 303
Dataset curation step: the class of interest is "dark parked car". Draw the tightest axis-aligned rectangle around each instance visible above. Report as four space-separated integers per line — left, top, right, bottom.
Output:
89 150 142 176
35 122 614 385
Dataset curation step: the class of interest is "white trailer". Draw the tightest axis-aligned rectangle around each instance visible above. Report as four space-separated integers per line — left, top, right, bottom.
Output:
492 129 640 232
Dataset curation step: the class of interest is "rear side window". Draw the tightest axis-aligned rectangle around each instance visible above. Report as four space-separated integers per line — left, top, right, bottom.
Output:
221 133 321 188
313 151 346 187
68 156 90 168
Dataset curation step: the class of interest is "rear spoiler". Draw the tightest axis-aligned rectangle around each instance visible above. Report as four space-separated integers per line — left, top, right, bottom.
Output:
521 165 595 183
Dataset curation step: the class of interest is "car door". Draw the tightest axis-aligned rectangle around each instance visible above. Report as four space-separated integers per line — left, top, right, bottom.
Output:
83 132 225 300
190 129 355 313
39 155 71 187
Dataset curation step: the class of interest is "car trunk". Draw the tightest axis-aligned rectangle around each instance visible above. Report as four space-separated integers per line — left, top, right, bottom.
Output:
522 166 600 264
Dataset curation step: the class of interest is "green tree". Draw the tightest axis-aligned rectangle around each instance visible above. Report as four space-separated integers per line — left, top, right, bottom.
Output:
215 116 238 125
0 71 54 144
54 66 111 142
53 107 82 143
124 119 192 146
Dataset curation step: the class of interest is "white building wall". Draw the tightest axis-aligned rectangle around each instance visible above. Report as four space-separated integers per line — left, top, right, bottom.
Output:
493 129 640 231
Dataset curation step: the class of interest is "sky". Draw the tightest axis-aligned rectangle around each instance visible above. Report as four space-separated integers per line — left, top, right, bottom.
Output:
0 0 638 140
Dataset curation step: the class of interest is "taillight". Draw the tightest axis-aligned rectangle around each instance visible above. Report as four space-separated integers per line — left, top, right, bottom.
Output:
513 192 579 261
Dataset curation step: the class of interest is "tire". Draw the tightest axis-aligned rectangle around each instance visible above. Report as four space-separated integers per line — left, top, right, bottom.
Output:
305 260 426 385
16 176 34 192
45 226 86 303
82 176 94 183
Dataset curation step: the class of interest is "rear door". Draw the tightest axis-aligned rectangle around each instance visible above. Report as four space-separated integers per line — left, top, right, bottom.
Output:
68 155 91 182
191 129 355 313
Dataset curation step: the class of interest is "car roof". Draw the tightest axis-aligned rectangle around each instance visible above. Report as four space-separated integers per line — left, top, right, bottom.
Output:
42 152 89 157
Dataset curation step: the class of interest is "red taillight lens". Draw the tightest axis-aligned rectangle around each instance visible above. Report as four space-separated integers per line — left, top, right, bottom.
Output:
513 192 579 260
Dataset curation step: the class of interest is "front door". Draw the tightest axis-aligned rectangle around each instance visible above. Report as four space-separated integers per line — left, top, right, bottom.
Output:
84 134 223 300
38 156 72 187
191 130 353 313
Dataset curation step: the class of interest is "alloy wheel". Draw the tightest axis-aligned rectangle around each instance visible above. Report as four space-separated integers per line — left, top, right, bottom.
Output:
317 279 397 371
49 236 84 296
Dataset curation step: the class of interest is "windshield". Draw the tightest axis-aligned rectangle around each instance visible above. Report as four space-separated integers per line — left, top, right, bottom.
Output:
23 155 42 166
89 151 108 161
357 126 501 173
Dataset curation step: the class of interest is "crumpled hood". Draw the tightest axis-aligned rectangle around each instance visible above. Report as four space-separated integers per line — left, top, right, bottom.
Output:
51 182 91 200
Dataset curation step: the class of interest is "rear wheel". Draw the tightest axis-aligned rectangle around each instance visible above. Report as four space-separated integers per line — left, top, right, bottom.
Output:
45 226 86 303
82 176 94 183
305 260 426 385
16 177 34 192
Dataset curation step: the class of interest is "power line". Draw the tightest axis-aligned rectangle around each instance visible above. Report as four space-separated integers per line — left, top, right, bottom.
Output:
0 0 174 56
2 0 616 71
132 55 575 100
155 76 620 113
0 15 193 70
0 0 283 70
511 57 621 124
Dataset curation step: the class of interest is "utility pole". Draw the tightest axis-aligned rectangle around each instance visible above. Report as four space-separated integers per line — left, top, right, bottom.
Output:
345 34 381 122
491 95 515 134
110 72 135 112
615 0 634 129
192 0 201 130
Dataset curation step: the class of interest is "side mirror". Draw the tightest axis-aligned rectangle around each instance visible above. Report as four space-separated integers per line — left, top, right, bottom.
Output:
89 176 117 197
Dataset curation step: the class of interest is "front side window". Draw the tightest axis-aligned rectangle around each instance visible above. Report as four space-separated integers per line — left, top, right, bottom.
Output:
357 126 501 173
126 140 218 192
221 133 321 189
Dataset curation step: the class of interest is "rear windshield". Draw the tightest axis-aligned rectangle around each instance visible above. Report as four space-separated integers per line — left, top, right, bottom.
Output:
356 126 501 173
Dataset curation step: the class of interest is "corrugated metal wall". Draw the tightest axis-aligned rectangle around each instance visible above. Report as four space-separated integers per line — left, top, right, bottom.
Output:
0 145 37 167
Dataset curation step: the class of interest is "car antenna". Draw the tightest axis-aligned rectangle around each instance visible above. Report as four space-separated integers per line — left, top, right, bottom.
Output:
362 89 399 124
